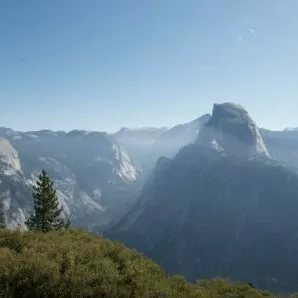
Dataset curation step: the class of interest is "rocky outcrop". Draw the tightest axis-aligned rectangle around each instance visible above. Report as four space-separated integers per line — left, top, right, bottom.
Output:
0 138 31 229
197 103 270 157
0 138 22 175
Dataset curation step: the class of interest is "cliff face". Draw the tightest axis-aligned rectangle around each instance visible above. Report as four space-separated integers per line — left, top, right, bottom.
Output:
197 103 270 157
0 131 139 231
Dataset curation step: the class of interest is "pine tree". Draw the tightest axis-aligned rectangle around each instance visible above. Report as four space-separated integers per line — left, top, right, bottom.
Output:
0 201 5 229
26 170 70 232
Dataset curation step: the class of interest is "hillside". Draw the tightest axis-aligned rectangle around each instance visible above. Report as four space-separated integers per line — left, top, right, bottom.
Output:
0 229 272 298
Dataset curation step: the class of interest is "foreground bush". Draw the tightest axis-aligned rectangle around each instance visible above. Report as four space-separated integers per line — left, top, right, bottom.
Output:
0 229 272 297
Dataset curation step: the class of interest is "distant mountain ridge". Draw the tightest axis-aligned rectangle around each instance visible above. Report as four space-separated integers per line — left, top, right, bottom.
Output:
113 114 211 171
284 127 298 132
2 103 298 234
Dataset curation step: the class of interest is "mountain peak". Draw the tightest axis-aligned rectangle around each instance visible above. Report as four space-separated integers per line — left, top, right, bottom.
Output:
211 103 249 122
198 102 270 158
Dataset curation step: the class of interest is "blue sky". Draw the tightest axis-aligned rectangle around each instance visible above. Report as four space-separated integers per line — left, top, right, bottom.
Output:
1 0 297 132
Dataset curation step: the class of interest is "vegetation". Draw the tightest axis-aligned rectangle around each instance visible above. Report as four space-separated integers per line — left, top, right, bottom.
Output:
25 170 70 232
0 201 5 229
0 229 272 297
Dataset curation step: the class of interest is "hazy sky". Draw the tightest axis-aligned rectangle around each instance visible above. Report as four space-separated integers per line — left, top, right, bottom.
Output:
1 0 297 132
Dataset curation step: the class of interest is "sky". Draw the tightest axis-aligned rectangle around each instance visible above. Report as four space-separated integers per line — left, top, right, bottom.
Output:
1 0 298 132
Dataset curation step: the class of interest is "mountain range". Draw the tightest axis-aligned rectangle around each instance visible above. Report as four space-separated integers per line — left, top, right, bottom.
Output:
114 112 298 172
2 102 298 292
108 103 298 292
0 130 140 230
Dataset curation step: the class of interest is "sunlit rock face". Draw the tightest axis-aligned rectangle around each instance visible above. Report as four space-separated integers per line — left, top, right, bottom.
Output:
0 131 140 231
197 103 270 158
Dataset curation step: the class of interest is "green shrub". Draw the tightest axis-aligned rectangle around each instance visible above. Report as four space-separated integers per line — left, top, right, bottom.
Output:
0 229 273 297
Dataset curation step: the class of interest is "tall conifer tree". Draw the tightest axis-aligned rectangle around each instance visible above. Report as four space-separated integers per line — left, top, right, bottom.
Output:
26 170 70 232
0 201 5 229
